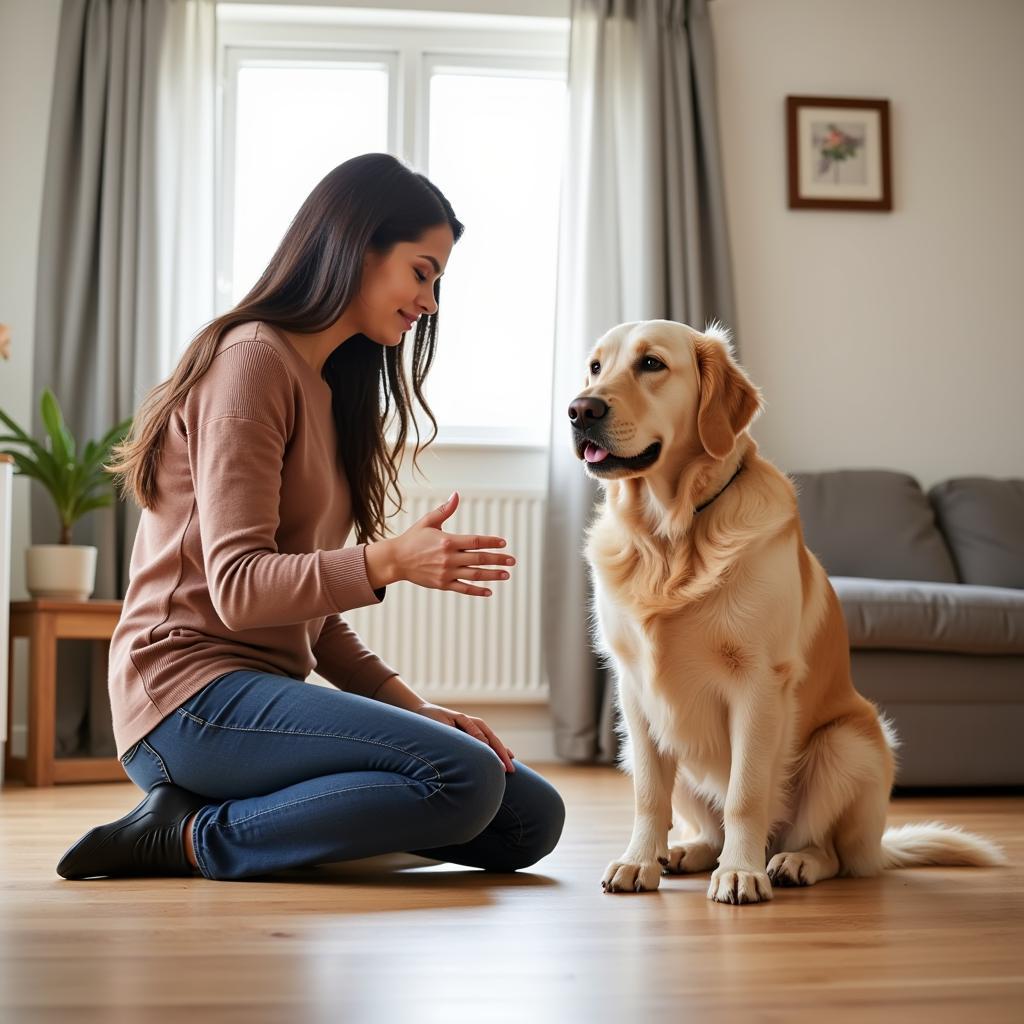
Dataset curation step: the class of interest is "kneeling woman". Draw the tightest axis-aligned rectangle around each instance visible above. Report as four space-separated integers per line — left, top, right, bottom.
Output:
57 153 565 882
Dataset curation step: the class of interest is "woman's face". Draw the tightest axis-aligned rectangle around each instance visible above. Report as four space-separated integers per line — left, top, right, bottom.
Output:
353 223 455 346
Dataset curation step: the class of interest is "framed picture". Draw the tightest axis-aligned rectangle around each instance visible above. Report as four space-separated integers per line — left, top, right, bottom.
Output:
786 96 892 211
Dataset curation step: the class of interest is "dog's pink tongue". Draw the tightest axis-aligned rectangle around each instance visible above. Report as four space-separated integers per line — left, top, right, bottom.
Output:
584 443 609 464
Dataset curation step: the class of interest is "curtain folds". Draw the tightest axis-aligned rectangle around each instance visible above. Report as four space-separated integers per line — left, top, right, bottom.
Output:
33 0 216 754
542 0 737 763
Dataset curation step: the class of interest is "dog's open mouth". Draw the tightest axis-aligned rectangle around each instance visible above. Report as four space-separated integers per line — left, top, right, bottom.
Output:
575 437 662 473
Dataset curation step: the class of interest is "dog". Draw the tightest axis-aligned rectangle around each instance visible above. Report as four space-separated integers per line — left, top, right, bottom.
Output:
570 319 1007 903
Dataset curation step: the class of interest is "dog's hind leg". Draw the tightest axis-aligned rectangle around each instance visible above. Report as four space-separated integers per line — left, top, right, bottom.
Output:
832 781 888 878
663 778 723 874
768 715 890 886
767 843 840 886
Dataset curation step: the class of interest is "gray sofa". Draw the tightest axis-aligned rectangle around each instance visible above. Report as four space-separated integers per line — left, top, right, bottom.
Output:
789 470 1024 787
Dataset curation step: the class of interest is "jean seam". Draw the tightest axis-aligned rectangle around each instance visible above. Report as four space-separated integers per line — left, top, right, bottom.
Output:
217 777 436 829
174 706 445 783
192 810 212 879
503 801 526 846
141 739 172 784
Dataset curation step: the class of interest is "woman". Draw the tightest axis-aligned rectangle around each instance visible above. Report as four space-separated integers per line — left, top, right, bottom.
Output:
57 153 566 882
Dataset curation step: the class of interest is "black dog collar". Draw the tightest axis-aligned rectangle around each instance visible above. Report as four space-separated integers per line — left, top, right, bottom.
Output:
694 462 744 515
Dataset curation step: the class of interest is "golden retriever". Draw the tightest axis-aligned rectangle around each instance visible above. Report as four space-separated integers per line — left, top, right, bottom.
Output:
570 319 1006 903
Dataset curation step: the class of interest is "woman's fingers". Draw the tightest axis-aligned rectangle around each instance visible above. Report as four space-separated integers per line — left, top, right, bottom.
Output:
444 559 515 596
456 552 516 568
477 722 516 773
458 568 511 582
454 534 508 553
457 715 515 772
456 716 488 743
447 568 510 596
449 581 492 597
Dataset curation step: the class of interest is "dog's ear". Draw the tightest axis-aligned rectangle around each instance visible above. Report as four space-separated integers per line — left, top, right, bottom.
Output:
694 334 763 460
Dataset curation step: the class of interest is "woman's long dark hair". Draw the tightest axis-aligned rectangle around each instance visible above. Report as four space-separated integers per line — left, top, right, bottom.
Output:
108 153 464 544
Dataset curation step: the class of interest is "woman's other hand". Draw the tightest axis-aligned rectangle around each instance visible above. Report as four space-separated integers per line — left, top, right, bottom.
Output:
412 701 516 773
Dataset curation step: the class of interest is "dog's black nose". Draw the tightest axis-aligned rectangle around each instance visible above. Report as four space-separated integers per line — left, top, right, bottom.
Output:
568 396 608 425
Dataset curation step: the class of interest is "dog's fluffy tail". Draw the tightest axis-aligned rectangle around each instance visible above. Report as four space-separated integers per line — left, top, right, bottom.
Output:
881 822 1008 869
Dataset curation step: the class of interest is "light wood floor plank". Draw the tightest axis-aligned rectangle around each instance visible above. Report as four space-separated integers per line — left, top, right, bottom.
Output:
2 766 1022 1022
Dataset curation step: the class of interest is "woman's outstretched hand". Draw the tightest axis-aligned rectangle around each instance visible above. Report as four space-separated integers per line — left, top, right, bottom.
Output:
365 491 515 596
412 701 516 773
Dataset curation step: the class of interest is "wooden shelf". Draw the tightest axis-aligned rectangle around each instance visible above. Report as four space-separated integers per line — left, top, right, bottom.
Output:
4 599 124 786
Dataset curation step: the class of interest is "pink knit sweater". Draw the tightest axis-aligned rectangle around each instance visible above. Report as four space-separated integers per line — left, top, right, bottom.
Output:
107 321 399 759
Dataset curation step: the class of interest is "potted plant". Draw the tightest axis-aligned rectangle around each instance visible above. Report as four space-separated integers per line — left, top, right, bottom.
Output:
0 388 132 600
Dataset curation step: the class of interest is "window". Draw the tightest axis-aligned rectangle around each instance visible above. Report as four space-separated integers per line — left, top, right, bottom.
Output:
217 8 569 447
229 61 391 308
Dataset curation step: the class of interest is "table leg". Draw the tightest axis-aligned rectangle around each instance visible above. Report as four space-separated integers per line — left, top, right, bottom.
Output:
3 629 12 781
26 614 56 787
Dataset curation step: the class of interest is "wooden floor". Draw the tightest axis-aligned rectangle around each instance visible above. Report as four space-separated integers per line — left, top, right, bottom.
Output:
1 766 1022 1023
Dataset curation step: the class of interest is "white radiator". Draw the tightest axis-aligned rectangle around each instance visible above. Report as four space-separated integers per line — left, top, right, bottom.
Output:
339 489 549 704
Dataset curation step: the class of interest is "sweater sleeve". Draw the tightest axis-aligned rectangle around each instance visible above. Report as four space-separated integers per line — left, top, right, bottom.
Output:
313 614 400 699
185 340 385 632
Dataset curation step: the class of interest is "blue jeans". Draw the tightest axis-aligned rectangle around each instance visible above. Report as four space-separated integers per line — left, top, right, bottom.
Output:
120 669 566 881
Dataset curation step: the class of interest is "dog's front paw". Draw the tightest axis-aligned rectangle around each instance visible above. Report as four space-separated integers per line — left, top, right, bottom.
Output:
602 857 663 893
663 840 720 874
707 866 773 904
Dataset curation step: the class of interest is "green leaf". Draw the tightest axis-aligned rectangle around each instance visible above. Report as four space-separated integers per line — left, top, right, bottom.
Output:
2 396 129 529
0 407 33 444
40 389 79 465
3 449 48 485
0 433 53 464
4 451 70 517
68 492 113 522
4 444 61 496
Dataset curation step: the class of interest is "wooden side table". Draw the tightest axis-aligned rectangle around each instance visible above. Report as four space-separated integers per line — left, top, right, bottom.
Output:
4 599 124 786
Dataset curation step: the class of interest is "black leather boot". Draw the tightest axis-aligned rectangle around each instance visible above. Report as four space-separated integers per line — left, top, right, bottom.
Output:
56 782 210 879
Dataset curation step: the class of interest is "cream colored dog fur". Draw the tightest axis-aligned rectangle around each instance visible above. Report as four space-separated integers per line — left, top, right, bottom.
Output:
570 320 1006 903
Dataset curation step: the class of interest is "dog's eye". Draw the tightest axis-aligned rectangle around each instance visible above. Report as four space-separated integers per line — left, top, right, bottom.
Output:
589 361 600 375
640 356 665 372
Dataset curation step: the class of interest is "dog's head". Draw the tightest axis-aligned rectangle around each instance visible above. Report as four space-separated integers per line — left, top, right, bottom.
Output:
569 320 763 481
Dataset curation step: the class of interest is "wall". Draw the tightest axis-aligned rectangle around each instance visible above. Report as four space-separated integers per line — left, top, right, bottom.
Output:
0 0 62 601
709 0 1024 488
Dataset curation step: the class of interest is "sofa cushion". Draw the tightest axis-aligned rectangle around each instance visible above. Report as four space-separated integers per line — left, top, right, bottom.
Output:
790 470 958 583
929 477 1024 589
832 576 1024 655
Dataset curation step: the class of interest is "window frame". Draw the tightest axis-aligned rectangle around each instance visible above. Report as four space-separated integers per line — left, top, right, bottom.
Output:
216 7 569 450
218 46 400 314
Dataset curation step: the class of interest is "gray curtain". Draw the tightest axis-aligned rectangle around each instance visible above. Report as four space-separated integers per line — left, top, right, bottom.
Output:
543 0 737 763
33 0 215 755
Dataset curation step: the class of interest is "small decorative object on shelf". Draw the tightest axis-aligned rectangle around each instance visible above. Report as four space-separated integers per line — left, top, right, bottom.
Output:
0 388 131 600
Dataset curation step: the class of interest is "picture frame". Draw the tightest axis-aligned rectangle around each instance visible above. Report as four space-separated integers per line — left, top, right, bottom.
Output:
786 96 892 211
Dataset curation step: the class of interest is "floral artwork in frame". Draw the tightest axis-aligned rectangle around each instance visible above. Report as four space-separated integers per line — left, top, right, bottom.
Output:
786 96 892 211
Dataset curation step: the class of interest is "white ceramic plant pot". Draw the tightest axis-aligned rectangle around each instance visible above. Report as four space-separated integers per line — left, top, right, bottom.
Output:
25 544 98 601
